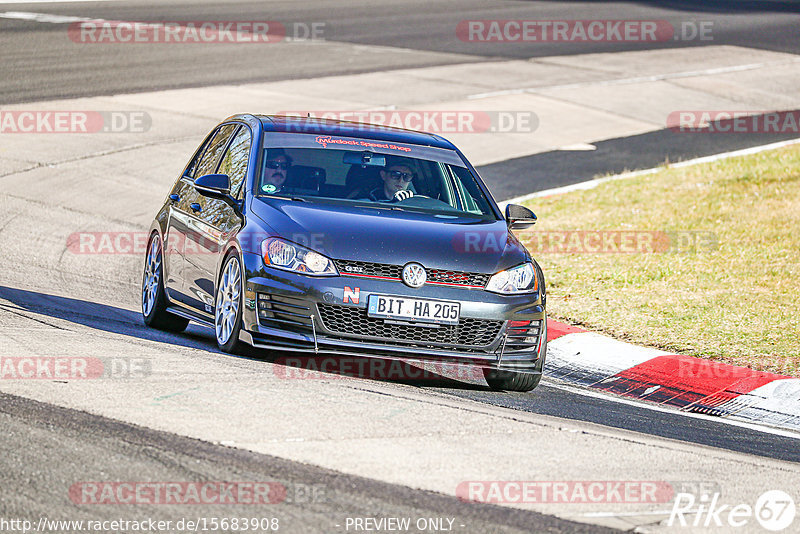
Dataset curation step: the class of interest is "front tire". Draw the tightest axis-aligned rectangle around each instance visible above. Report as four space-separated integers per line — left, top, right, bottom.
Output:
141 233 189 332
214 253 248 354
484 330 547 392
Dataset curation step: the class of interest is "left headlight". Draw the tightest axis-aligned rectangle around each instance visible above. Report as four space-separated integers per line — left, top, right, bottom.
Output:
485 263 538 294
261 237 338 276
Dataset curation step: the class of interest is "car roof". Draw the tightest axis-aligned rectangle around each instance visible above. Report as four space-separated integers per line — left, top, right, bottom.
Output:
223 114 458 151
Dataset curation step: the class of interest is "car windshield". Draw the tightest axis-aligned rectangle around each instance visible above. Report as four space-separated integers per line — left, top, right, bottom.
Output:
257 145 498 220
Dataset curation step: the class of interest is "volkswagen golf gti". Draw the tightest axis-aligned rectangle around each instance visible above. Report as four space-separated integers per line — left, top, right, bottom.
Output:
142 114 547 391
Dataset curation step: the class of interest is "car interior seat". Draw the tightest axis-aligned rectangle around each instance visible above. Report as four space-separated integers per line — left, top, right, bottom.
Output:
344 165 382 198
285 165 326 192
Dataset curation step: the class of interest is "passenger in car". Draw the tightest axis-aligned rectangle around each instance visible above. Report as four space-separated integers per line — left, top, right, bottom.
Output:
261 148 293 194
369 157 416 202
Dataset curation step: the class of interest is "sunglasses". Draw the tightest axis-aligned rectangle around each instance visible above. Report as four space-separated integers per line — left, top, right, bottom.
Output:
387 170 414 182
265 160 290 170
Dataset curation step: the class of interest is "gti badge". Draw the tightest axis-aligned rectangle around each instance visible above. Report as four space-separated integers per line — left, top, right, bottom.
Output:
402 263 427 288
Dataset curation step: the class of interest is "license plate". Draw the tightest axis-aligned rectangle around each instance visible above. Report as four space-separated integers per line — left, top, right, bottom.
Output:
367 295 460 325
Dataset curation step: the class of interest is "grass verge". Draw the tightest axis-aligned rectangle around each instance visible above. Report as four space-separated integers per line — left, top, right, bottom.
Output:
517 143 800 376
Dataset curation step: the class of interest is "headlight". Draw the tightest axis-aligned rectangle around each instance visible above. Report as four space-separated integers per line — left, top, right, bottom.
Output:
261 238 338 276
486 263 537 294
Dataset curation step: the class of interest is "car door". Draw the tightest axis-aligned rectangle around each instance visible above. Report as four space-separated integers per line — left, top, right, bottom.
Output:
163 128 216 300
192 125 253 318
181 123 239 315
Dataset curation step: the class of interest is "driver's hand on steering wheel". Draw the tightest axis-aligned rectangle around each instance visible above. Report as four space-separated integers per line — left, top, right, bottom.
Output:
393 190 414 202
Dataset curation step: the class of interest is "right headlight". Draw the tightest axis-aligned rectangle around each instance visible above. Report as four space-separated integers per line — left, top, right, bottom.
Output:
486 263 538 294
261 237 338 276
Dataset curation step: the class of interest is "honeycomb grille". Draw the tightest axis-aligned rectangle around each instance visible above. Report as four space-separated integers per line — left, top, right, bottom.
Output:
334 260 488 287
428 269 489 287
335 260 401 279
317 303 502 347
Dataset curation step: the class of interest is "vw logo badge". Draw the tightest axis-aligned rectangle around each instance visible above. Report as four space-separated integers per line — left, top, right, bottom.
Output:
402 263 427 288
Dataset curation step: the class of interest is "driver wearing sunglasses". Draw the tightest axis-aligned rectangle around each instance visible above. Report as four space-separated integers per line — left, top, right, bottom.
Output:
370 157 416 202
261 148 293 194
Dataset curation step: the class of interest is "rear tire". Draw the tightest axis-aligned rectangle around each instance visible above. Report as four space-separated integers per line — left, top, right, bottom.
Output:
484 328 547 392
141 233 189 332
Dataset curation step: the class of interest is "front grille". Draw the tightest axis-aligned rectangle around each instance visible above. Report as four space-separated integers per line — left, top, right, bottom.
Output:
257 293 313 332
335 260 401 279
317 303 502 348
334 259 488 288
428 269 490 287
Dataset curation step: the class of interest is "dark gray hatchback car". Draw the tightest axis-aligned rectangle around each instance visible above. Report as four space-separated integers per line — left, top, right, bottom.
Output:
142 114 547 391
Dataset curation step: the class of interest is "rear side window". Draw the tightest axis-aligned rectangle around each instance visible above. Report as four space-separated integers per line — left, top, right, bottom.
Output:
183 131 215 179
194 124 238 179
217 126 251 199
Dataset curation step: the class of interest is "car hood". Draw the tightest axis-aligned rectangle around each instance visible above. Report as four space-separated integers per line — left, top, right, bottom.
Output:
248 198 529 274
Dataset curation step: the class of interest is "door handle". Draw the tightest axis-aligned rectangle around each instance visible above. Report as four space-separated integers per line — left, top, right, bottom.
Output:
169 194 180 202
190 203 202 213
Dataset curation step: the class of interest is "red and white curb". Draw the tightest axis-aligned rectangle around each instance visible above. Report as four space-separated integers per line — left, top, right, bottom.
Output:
545 320 800 432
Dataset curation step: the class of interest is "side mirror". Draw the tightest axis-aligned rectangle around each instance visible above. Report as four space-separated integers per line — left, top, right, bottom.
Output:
505 204 537 229
194 174 239 210
194 173 231 197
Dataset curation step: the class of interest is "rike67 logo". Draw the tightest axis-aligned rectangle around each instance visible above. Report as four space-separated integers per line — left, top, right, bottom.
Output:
668 490 796 531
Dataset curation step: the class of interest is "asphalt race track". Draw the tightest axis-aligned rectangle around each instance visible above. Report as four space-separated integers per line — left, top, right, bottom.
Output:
1 1 800 533
2 0 800 103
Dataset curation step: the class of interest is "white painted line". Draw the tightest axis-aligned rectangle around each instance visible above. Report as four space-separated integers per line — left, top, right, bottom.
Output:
0 10 90 23
0 0 114 4
557 143 596 151
468 59 800 100
580 510 674 518
499 137 800 207
543 380 800 440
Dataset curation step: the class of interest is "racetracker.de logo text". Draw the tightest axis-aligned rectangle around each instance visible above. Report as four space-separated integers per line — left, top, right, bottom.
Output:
457 481 675 504
279 110 538 134
668 110 800 134
456 20 713 42
0 111 151 133
68 20 325 43
69 482 287 505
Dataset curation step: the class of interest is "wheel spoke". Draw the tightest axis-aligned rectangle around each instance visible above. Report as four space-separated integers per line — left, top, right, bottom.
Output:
142 235 163 317
215 256 242 346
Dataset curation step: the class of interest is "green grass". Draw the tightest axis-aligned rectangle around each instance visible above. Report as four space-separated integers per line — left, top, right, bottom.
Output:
517 144 800 376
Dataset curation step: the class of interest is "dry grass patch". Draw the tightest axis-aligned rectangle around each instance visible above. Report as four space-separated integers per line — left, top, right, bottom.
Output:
517 144 800 376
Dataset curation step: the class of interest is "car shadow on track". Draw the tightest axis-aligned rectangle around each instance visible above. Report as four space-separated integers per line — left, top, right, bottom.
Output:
0 285 489 391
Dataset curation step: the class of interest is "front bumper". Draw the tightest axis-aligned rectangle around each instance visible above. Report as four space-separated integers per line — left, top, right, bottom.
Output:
239 252 547 372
